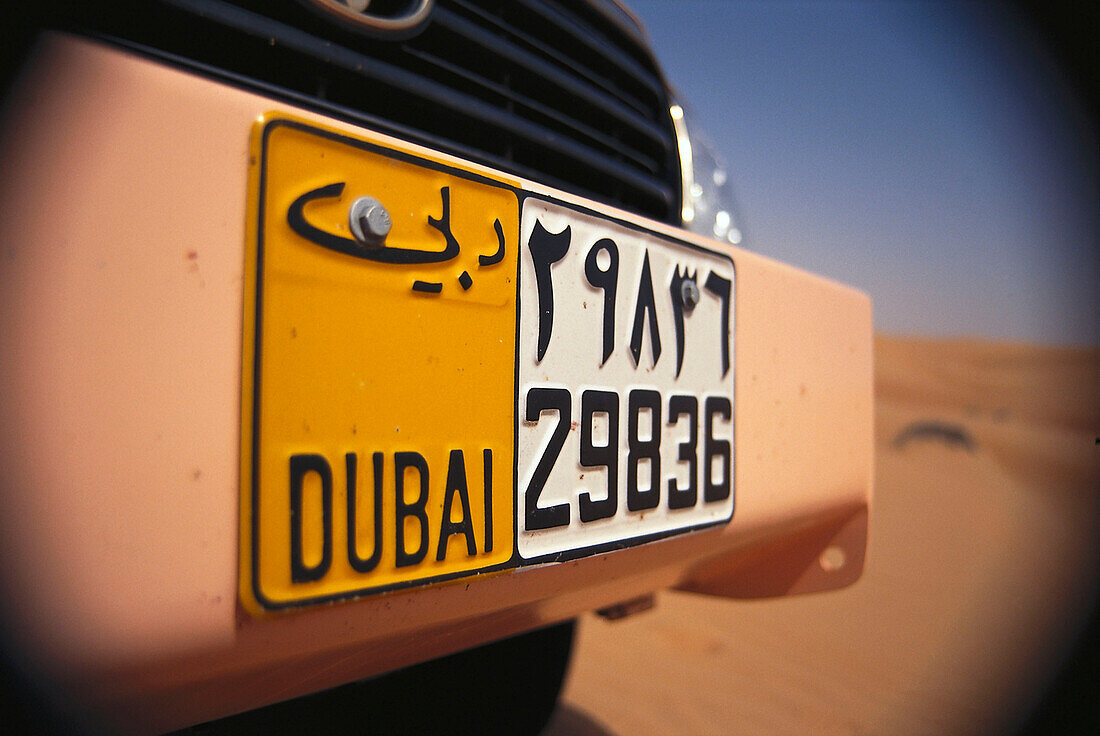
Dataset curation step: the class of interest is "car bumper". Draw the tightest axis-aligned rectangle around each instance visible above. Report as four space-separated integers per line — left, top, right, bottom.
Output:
0 33 872 734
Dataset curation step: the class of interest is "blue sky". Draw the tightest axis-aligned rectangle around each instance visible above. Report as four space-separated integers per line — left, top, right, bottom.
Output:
630 0 1098 345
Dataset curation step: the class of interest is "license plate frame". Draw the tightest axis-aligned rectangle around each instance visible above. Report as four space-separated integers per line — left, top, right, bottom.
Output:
240 116 735 613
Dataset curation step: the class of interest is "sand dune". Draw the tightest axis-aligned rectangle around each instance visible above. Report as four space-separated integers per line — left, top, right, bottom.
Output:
548 335 1100 736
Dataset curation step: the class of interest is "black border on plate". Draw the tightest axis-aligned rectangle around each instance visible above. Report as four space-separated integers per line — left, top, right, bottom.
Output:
249 117 735 611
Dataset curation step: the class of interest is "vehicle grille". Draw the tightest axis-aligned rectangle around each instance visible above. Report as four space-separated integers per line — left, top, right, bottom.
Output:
52 0 681 223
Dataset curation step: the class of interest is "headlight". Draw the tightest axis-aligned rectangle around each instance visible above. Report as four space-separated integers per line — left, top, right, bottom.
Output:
671 103 745 246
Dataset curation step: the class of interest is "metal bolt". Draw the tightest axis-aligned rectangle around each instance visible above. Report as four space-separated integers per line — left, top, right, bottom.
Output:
680 278 700 311
349 196 392 246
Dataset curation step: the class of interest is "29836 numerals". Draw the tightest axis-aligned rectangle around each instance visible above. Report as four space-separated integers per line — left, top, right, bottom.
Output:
524 388 731 531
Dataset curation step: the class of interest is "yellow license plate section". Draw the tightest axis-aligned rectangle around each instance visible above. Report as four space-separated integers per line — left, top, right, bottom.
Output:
241 117 519 612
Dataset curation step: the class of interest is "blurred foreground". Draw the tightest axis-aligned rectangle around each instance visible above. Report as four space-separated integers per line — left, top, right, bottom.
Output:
548 336 1100 735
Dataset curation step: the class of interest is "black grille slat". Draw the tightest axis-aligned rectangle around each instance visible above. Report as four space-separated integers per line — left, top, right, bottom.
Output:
508 0 664 103
161 0 674 204
57 0 681 221
404 45 663 175
429 7 668 151
447 0 656 119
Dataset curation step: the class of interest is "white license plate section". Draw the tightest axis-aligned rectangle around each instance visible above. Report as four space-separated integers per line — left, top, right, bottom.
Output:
517 198 735 560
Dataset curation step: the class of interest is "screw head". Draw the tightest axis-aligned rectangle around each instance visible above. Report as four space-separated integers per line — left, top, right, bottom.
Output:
680 278 700 311
349 196 391 245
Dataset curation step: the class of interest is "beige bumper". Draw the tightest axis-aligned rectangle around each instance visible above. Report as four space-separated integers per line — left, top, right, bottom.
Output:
0 34 872 734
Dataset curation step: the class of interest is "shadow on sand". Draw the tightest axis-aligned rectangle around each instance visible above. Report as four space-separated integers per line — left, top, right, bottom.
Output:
541 704 620 736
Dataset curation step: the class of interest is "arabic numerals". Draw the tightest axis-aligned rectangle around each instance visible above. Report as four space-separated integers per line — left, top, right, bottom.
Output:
524 388 572 530
626 389 661 511
667 396 698 509
523 390 730 530
578 390 618 522
531 222 731 380
703 396 732 502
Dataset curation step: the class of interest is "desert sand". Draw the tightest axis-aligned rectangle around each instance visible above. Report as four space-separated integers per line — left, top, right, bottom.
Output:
547 335 1100 736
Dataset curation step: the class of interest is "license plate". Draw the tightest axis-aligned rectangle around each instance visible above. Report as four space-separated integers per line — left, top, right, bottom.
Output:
240 117 735 612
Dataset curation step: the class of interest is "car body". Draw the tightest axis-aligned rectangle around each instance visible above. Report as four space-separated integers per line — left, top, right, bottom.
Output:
0 2 872 732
